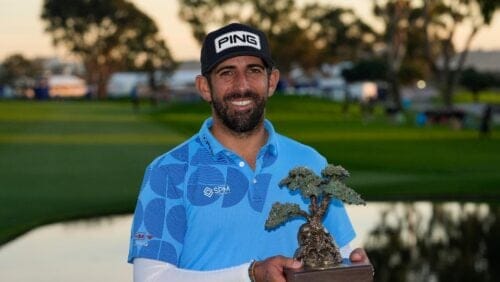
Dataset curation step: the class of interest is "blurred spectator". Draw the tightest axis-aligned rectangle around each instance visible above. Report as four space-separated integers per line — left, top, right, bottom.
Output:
479 104 492 138
33 78 50 100
130 84 139 111
415 112 427 127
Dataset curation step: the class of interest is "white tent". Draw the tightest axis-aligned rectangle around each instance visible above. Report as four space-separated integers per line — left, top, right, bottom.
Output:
49 75 87 98
106 72 149 98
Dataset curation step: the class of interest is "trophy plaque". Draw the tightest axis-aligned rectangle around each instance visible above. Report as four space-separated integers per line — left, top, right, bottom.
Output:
285 260 374 282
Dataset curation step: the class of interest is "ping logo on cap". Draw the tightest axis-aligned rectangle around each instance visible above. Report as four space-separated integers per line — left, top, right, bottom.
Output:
214 31 261 53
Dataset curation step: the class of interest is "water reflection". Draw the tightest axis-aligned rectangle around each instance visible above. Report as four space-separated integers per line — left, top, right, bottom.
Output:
363 202 500 282
0 202 497 282
0 215 133 282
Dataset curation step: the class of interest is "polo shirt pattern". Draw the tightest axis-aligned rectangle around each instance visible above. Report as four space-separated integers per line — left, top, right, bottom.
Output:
128 118 355 270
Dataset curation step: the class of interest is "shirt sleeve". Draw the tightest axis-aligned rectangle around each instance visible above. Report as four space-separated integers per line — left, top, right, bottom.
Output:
133 245 353 282
133 258 251 282
128 158 189 265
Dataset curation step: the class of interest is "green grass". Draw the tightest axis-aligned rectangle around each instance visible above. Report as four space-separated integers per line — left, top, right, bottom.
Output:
1 96 499 245
454 89 500 104
153 95 500 201
0 100 184 245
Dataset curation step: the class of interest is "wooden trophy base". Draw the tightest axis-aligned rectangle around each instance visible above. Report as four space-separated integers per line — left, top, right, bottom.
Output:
285 259 374 282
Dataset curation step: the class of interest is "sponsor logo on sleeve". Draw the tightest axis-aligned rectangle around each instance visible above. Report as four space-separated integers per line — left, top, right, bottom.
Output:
134 232 154 247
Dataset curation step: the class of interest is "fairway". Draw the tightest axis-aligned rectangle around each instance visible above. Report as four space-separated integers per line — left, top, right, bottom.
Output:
153 95 500 200
0 100 184 245
0 97 499 245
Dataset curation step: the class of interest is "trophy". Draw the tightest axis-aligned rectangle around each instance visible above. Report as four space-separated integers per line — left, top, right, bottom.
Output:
265 164 374 282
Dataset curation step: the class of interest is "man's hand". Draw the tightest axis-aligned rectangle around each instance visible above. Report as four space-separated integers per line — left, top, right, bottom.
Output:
349 248 370 264
252 255 302 282
252 249 370 281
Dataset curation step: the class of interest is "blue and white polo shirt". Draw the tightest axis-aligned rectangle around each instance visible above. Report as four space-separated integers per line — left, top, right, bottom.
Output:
128 118 355 270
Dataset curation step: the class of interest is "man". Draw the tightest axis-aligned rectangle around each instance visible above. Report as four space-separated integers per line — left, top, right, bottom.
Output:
128 23 368 281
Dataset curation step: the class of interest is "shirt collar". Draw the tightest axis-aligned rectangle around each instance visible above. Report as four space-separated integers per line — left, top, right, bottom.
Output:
198 117 278 157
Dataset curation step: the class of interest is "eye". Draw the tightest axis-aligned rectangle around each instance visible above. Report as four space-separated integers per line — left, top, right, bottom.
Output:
219 70 234 77
248 67 264 74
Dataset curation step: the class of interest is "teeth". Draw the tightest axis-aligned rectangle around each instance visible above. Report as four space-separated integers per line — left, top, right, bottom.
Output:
232 100 251 106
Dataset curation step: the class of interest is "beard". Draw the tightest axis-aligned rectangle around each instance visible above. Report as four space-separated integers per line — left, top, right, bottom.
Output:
211 90 267 133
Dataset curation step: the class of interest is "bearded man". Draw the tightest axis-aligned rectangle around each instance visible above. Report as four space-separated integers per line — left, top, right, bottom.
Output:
128 23 369 282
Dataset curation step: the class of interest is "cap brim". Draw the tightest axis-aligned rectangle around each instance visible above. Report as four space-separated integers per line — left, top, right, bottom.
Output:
203 50 274 75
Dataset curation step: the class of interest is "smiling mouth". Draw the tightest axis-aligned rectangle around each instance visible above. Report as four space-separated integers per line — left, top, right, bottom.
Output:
231 100 252 106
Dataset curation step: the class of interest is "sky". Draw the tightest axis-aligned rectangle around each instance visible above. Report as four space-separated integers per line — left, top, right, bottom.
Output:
1 0 500 62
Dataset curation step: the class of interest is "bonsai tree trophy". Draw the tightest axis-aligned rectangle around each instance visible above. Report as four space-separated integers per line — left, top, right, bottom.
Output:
265 164 373 282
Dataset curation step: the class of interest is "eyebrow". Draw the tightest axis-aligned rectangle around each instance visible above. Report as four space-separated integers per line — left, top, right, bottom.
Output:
247 64 266 69
214 63 266 75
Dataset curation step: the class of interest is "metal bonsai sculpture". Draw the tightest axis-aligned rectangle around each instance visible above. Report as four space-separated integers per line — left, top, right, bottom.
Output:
265 164 366 269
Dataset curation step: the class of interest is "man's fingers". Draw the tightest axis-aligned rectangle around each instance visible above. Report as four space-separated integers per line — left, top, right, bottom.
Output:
284 258 302 269
350 252 362 261
270 255 302 269
253 256 303 282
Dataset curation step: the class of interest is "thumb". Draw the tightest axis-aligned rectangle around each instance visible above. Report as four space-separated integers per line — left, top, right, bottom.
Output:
350 251 363 262
349 248 369 263
285 259 303 269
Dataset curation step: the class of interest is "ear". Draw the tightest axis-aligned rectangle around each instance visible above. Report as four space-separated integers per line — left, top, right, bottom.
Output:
267 68 280 97
195 75 212 102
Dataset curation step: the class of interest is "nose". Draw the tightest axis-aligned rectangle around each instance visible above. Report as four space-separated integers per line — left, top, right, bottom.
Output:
234 71 251 92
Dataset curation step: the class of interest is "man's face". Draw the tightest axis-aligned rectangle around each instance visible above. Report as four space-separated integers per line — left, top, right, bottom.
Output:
206 56 273 133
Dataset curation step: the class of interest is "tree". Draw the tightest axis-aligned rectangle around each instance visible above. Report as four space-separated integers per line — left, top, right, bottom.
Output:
265 164 365 268
178 0 375 74
0 54 44 96
342 58 388 82
0 54 44 85
178 0 315 73
422 0 499 107
460 68 495 102
341 59 387 113
398 6 434 85
371 0 499 108
41 0 175 99
373 0 412 111
305 3 378 64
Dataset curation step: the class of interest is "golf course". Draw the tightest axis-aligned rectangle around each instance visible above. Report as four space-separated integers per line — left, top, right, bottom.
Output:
1 95 499 246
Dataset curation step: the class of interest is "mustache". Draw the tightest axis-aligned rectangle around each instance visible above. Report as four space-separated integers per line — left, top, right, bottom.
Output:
224 91 260 102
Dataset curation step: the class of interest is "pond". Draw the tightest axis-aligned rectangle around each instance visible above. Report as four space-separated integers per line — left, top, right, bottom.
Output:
0 201 498 282
0 215 133 282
